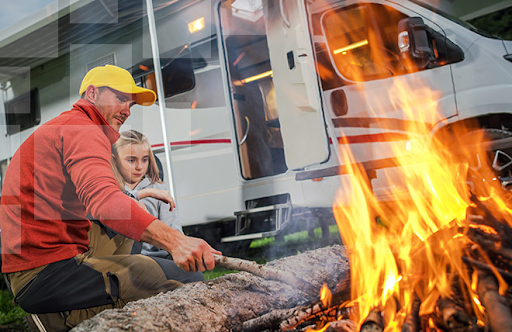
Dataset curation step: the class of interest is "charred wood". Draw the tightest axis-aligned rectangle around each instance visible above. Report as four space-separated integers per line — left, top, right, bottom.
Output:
360 309 384 332
468 195 512 244
465 227 512 264
476 271 512 332
324 320 357 332
277 279 351 331
435 297 472 332
401 293 420 332
462 256 512 283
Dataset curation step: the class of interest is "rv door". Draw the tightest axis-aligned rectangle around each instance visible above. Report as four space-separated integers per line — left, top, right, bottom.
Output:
263 0 329 170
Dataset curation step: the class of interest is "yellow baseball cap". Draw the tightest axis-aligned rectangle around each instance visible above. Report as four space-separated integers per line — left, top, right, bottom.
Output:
79 65 156 106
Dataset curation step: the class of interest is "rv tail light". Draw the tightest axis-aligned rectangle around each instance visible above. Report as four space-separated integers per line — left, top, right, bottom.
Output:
505 54 512 63
188 17 205 34
398 31 410 52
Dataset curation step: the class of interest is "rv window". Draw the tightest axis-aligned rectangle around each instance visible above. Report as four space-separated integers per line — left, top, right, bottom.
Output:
133 40 225 109
4 89 41 135
322 4 408 82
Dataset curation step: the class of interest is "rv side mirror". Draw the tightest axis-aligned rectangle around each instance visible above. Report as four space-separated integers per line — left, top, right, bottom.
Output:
132 45 195 100
397 17 435 71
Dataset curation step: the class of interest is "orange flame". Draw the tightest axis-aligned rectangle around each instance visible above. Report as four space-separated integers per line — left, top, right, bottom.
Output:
320 283 332 308
304 1 511 330
332 75 510 330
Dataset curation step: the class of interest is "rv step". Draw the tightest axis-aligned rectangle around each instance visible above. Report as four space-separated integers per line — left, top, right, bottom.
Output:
220 202 291 243
220 230 281 243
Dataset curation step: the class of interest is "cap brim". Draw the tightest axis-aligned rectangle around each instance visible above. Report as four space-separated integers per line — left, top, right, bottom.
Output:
109 84 157 106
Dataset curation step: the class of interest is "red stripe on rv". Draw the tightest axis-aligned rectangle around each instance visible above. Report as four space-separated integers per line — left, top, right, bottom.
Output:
151 139 232 148
151 134 406 148
337 133 409 144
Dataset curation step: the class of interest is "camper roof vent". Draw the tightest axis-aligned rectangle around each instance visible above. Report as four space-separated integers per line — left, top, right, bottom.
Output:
86 53 117 72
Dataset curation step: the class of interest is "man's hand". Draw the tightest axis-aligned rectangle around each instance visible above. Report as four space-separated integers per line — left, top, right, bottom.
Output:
138 188 176 211
169 235 222 272
141 219 221 272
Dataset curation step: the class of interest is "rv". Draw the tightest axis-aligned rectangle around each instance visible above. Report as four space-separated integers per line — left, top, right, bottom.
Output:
0 0 511 250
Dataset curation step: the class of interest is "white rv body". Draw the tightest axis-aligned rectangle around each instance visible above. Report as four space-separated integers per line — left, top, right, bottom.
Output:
0 0 511 246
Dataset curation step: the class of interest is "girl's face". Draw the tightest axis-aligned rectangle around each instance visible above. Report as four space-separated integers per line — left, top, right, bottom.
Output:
116 143 150 189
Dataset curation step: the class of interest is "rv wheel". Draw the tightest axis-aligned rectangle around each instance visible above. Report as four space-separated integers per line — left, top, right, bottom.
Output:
459 128 512 192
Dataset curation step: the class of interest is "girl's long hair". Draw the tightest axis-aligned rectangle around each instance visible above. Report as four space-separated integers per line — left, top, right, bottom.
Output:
111 130 162 190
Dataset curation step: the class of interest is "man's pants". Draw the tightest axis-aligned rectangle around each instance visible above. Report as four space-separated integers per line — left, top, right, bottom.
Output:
8 223 184 329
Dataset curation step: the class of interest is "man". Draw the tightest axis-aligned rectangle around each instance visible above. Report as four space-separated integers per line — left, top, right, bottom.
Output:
0 65 220 331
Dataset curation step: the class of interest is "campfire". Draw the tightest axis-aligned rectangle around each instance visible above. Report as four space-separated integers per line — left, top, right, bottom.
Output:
283 77 512 332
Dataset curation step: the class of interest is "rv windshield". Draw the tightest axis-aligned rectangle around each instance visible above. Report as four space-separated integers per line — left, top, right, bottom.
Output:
409 0 499 39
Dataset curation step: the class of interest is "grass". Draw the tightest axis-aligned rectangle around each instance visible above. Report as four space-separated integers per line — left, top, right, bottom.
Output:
0 289 27 328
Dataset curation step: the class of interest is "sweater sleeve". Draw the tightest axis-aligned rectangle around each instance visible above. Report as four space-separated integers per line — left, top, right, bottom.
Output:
61 124 155 241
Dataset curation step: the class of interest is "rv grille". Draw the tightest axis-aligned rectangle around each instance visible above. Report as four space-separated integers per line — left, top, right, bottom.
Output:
86 53 116 71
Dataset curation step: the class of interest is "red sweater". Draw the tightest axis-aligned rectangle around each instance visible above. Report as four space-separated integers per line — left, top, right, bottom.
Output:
0 99 156 273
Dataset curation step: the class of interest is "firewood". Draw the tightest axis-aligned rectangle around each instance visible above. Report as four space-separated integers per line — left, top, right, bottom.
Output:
401 293 421 332
435 296 472 332
476 271 512 332
279 302 327 330
324 319 357 332
468 194 512 242
241 307 296 332
213 254 317 294
276 280 352 331
71 245 349 332
466 227 512 262
462 256 512 283
360 309 384 332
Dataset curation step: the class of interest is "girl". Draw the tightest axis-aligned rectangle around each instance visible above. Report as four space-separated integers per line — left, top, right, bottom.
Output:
111 129 203 282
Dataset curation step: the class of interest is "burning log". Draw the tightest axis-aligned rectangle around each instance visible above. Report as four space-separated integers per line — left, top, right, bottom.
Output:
435 296 471 332
476 271 512 332
243 278 351 332
401 293 421 332
324 320 357 332
267 278 351 331
71 245 349 332
360 309 384 332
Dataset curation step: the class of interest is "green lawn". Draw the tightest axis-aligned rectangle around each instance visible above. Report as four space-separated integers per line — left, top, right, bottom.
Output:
0 289 27 328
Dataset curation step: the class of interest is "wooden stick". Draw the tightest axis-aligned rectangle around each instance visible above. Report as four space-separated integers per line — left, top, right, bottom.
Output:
241 307 297 332
360 309 384 332
325 319 357 332
436 297 471 331
279 303 325 330
402 293 421 332
213 254 315 293
462 256 512 282
477 271 512 332
469 194 512 240
466 227 512 263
